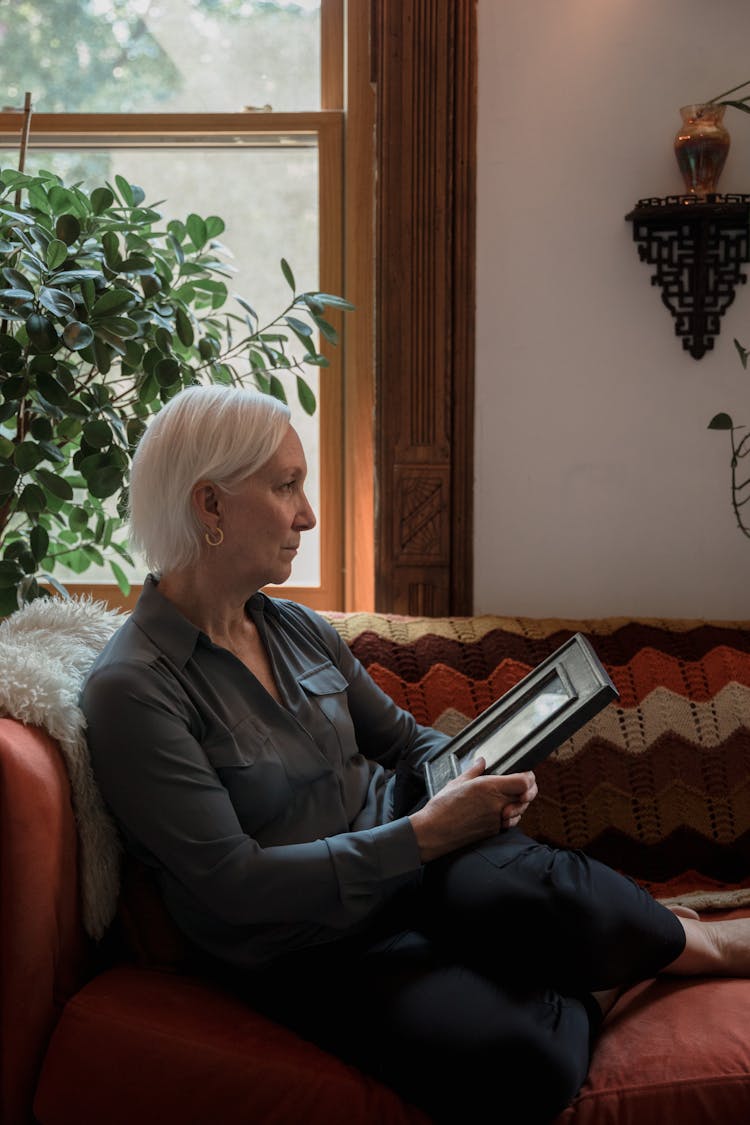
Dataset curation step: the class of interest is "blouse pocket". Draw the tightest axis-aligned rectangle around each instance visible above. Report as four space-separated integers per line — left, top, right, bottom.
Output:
204 719 292 837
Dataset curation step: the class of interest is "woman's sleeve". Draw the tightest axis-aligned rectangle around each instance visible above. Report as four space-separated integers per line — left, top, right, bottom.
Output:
83 660 422 932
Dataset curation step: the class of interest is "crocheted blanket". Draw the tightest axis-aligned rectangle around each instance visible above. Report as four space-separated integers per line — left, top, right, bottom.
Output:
326 613 750 913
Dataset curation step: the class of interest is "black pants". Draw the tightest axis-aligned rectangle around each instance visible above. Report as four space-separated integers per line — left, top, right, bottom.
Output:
243 831 686 1124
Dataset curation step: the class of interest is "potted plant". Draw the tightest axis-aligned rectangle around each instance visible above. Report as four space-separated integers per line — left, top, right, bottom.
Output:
708 338 750 540
0 167 352 615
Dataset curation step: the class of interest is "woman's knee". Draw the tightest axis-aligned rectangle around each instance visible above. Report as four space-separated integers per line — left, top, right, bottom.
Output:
370 968 591 1123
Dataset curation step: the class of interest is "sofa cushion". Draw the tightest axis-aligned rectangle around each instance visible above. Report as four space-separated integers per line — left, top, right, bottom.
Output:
556 912 750 1124
33 966 430 1125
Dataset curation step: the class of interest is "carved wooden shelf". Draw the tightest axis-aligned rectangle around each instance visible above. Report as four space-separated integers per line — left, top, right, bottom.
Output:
625 194 750 359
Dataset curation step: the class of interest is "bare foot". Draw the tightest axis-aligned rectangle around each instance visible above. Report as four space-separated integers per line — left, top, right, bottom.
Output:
666 904 700 921
665 916 750 977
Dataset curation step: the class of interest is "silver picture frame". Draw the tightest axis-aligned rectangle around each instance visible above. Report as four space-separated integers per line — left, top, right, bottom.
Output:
423 633 619 797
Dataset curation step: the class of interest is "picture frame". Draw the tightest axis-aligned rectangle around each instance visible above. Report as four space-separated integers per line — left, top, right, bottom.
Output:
423 633 619 797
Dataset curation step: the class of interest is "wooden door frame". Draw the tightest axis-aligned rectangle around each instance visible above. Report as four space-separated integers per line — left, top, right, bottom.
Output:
372 0 477 615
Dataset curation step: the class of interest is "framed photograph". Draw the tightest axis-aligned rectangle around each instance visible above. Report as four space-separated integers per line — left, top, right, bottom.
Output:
423 633 619 797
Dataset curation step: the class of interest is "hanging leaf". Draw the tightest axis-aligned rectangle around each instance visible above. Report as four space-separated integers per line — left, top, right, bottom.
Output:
175 306 194 346
110 559 131 596
29 524 50 563
35 370 70 406
35 468 74 500
296 376 316 416
280 258 296 292
269 375 288 403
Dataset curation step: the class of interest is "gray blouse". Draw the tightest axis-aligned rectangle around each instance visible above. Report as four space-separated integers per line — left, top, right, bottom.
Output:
82 577 448 968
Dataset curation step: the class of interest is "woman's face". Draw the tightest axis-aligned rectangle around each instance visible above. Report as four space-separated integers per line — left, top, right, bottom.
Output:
214 425 316 590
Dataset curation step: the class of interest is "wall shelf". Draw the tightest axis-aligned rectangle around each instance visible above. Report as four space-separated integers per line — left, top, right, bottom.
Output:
625 194 750 359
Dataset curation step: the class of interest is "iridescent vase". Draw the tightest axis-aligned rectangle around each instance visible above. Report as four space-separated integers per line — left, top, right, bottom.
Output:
674 103 730 198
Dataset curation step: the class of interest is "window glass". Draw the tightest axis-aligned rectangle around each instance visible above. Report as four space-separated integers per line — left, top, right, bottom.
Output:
0 0 321 113
16 144 321 587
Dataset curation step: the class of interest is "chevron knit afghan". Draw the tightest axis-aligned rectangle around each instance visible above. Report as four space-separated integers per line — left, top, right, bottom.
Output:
324 612 750 913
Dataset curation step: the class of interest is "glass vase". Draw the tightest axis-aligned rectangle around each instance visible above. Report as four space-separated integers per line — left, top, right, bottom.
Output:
674 103 730 198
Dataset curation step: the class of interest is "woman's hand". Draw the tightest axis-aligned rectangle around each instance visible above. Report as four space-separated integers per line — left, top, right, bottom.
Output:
409 758 538 863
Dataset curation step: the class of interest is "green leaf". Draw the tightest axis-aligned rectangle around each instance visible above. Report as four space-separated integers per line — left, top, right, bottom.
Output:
285 315 313 337
0 560 23 588
68 506 89 531
46 239 68 270
0 464 20 496
87 465 124 499
91 288 135 317
14 441 45 472
53 268 102 285
0 434 14 459
154 356 181 387
62 321 95 351
175 306 194 346
38 440 66 464
296 375 316 416
34 468 74 500
26 313 60 353
30 524 50 562
200 215 223 240
55 213 81 245
280 258 296 292
708 413 734 430
110 559 131 596
83 419 113 449
186 213 208 250
39 286 76 317
115 175 135 207
269 374 288 403
35 370 70 407
310 292 356 311
102 230 121 269
2 267 33 292
18 483 46 513
312 314 338 345
91 186 115 215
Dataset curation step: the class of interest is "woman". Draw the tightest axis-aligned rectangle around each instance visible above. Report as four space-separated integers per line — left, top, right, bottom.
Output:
82 385 750 1123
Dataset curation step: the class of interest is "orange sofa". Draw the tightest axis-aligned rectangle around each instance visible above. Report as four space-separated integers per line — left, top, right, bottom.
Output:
1 608 749 1124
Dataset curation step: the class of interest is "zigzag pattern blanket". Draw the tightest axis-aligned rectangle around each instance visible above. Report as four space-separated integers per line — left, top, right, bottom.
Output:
326 613 750 912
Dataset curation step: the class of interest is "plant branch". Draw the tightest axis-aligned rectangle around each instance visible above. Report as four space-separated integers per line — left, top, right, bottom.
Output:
707 78 750 104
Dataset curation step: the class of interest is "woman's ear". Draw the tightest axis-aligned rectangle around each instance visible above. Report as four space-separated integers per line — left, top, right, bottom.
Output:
192 480 221 524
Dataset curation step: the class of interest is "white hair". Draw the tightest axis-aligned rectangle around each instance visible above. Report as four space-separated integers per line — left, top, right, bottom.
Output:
128 384 291 573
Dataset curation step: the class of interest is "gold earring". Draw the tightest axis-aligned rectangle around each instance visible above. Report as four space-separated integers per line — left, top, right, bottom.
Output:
204 527 224 547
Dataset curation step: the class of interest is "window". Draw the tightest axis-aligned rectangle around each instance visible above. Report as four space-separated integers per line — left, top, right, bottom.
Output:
0 0 359 610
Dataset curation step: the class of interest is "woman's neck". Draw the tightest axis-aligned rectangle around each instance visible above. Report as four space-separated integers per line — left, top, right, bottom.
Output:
156 567 256 642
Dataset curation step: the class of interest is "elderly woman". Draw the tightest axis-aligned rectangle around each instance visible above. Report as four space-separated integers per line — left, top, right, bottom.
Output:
82 385 750 1124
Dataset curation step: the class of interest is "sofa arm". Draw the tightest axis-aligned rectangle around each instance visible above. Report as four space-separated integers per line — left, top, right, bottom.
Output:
0 718 87 1125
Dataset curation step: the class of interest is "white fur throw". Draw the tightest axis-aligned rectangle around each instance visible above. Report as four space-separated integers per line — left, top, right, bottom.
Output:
0 595 126 939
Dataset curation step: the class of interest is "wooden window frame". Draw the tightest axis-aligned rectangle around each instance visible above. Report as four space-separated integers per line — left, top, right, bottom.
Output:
0 0 351 612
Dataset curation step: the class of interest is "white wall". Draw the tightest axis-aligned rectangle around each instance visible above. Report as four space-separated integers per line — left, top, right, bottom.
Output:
475 0 750 618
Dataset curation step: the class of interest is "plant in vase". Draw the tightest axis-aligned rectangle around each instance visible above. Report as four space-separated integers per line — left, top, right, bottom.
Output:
0 168 352 615
674 79 750 198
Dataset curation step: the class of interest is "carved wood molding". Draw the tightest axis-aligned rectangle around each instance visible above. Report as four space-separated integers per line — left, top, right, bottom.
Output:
373 0 477 615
